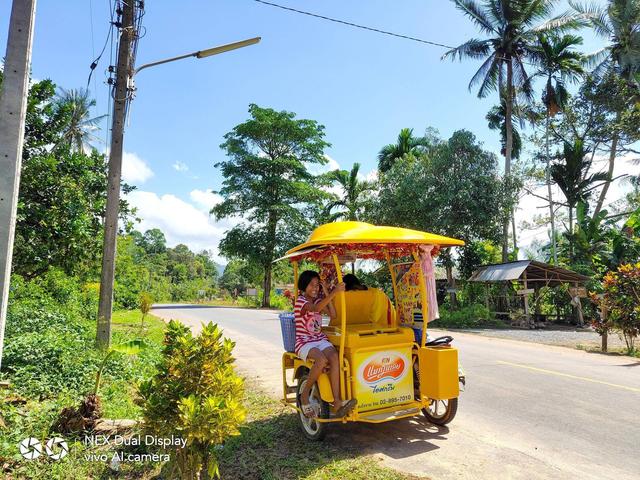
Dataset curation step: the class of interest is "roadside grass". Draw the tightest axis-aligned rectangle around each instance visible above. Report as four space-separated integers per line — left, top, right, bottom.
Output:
0 310 166 479
218 383 425 480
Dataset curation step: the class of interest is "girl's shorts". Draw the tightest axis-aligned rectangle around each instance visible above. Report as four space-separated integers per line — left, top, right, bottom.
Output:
297 339 334 361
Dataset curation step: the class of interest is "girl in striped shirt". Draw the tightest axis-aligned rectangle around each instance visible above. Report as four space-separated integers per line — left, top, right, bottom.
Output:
295 270 357 418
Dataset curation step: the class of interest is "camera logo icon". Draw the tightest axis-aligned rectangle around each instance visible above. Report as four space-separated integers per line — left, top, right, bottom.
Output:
19 437 42 460
45 437 69 460
19 437 69 461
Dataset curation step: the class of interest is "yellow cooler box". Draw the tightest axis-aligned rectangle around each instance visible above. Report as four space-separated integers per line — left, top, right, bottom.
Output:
354 347 414 412
419 346 459 400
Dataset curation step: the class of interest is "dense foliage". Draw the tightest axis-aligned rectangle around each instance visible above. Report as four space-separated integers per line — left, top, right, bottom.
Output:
0 70 134 279
212 104 331 307
592 263 640 353
139 321 245 479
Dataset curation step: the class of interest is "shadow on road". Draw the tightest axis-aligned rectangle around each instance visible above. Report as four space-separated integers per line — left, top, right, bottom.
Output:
329 416 448 459
219 406 448 479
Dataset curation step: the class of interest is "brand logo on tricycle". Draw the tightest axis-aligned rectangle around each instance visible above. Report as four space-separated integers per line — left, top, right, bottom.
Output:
362 355 406 384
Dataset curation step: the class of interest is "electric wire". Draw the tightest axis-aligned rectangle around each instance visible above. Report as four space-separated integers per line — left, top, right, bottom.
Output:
252 0 455 49
251 0 539 69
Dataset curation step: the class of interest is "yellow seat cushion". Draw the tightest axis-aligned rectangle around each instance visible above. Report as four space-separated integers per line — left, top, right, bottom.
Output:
330 288 396 328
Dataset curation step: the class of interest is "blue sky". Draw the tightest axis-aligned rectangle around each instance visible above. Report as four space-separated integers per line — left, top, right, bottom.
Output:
3 0 628 260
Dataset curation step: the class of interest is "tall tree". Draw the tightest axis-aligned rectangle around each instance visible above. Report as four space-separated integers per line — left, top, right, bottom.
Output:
376 129 507 303
443 0 577 261
377 128 431 173
573 1 640 216
55 88 106 153
0 73 133 278
531 32 585 263
572 0 640 86
550 139 608 243
324 163 376 221
486 97 526 161
212 104 329 307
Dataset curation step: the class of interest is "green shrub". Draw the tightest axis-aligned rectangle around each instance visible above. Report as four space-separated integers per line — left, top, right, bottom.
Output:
269 292 292 310
436 304 494 328
593 263 640 354
139 321 246 479
2 307 95 398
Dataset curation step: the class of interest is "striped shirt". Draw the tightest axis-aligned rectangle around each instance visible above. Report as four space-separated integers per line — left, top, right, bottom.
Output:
294 295 328 354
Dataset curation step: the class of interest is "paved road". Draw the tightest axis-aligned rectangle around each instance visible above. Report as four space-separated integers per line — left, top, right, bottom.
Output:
151 304 640 480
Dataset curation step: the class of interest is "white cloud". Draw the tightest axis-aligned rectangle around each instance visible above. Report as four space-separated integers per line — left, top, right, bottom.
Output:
121 151 153 184
324 154 340 171
189 189 223 212
307 154 341 175
361 169 378 183
173 161 189 172
516 152 638 258
126 190 233 262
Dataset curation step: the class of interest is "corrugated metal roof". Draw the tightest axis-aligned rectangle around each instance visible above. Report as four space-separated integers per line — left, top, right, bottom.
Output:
468 260 590 284
468 260 530 282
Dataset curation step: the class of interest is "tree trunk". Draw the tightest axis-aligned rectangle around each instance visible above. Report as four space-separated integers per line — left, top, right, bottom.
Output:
262 263 272 308
446 263 457 309
262 211 278 308
545 111 558 264
511 210 517 255
593 128 619 218
502 58 514 263
568 205 574 262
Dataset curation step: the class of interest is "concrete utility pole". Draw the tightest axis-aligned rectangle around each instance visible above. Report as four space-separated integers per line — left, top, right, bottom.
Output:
0 0 38 371
97 0 137 349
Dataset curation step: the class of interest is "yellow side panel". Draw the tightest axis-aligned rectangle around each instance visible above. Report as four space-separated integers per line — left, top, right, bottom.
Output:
353 347 414 412
419 347 459 400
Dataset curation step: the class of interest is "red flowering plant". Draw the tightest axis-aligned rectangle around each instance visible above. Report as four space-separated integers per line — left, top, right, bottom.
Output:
283 289 294 307
591 263 640 354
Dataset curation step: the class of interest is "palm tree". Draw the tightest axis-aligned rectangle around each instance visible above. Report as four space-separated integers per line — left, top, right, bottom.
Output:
572 0 640 217
325 163 376 221
55 88 106 153
531 32 585 264
550 139 608 242
377 128 431 173
443 0 578 261
486 94 535 160
572 0 640 85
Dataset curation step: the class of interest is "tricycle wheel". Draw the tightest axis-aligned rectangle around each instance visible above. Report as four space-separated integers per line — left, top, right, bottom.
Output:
296 374 330 441
422 397 458 425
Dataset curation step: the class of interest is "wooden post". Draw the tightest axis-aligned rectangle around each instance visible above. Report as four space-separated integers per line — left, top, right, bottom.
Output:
485 284 490 311
523 272 530 327
574 282 585 327
601 301 608 353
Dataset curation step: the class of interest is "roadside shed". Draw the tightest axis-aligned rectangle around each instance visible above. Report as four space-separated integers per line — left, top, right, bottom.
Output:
468 260 591 327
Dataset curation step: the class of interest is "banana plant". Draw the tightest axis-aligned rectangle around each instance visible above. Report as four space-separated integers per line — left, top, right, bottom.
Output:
94 339 148 396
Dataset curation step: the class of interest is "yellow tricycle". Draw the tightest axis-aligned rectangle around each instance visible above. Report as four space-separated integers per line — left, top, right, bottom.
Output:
277 221 465 440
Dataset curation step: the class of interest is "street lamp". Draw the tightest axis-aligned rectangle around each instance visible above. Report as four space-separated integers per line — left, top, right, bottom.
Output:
135 37 261 75
96 33 261 349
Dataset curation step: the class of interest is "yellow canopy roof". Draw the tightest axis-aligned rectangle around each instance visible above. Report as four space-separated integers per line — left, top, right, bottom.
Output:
286 221 464 255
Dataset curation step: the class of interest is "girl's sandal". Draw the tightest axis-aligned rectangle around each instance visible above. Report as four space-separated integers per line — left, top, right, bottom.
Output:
332 399 357 418
301 403 317 418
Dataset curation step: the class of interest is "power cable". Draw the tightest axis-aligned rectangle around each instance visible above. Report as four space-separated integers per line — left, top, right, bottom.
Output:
252 0 539 69
252 0 455 49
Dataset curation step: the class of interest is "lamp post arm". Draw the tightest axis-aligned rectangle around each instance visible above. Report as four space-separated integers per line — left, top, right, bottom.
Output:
134 37 261 75
135 51 197 75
